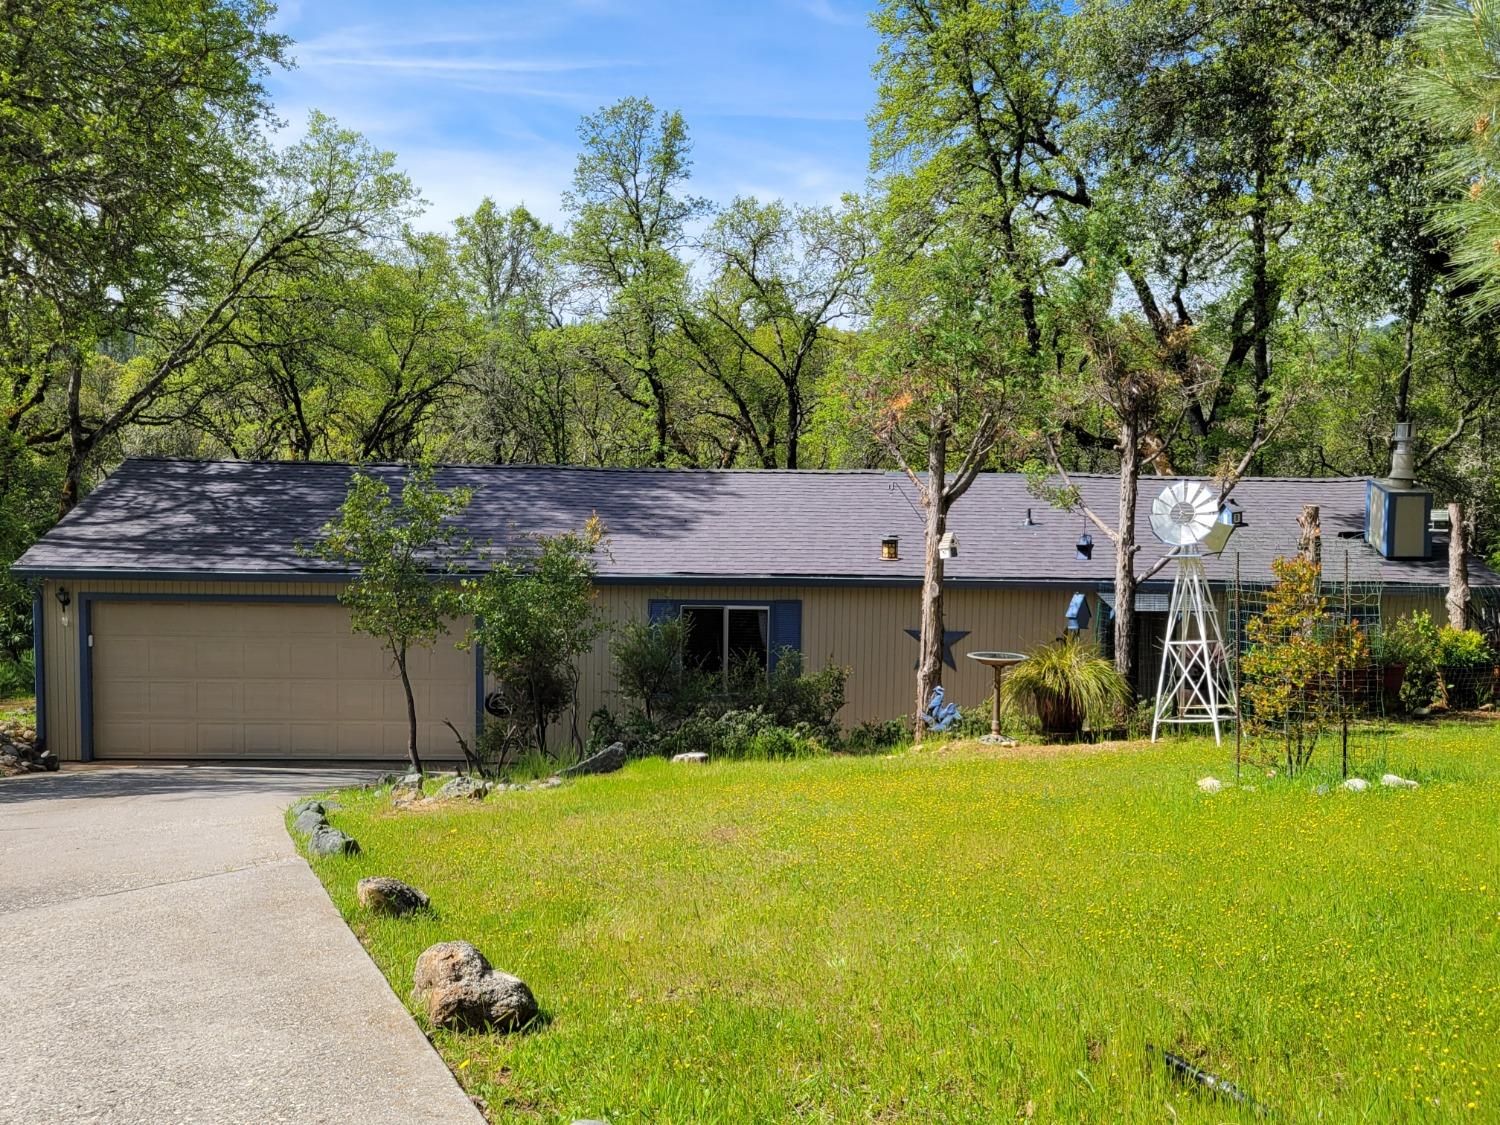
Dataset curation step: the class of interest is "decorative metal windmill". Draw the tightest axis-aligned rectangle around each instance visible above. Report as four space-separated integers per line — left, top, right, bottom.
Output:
1148 481 1238 745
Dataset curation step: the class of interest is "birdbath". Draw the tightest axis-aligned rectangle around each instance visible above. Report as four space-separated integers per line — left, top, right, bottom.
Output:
966 651 1027 745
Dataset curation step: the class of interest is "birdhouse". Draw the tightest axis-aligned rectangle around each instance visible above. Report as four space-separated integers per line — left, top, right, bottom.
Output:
938 531 958 560
1066 592 1092 633
1201 499 1243 555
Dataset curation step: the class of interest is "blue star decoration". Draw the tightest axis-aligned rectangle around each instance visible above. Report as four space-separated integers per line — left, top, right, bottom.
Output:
904 627 970 670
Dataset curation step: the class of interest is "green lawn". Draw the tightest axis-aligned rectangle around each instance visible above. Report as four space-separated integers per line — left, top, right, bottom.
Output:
302 722 1500 1123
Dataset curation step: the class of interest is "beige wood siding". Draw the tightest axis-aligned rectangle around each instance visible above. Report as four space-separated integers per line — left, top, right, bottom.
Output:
552 584 1080 741
38 576 1452 761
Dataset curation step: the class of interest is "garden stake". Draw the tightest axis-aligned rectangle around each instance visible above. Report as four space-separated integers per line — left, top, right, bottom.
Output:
1233 554 1242 783
1149 1044 1271 1118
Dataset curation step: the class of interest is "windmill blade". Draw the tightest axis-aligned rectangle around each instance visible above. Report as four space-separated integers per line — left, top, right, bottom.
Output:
1149 480 1220 546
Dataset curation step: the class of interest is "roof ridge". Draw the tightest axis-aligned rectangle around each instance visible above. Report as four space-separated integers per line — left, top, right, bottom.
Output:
117 457 899 476
115 457 1374 484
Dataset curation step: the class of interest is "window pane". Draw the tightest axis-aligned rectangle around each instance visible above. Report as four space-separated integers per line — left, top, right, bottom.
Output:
682 606 724 673
727 608 769 672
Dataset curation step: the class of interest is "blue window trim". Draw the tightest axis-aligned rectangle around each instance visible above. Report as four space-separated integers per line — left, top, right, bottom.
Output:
472 618 485 750
646 598 803 671
31 585 45 748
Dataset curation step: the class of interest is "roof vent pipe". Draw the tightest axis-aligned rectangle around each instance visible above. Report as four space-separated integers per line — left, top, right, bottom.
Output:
1387 422 1417 488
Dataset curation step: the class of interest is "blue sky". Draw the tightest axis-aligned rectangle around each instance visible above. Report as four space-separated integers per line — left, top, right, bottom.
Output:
266 0 880 230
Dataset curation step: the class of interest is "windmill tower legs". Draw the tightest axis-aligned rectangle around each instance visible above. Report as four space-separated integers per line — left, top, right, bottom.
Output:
1150 550 1237 744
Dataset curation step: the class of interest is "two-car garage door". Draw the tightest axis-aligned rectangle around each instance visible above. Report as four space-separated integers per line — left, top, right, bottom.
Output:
89 600 474 760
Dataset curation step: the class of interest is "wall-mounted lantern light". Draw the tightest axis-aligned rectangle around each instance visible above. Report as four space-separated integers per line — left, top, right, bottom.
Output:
881 534 900 561
55 585 71 627
938 531 958 560
1075 532 1094 561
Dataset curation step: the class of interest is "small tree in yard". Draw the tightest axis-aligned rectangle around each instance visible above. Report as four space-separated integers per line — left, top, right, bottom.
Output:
462 518 607 760
610 616 705 727
1242 556 1368 777
306 466 472 774
853 227 1027 743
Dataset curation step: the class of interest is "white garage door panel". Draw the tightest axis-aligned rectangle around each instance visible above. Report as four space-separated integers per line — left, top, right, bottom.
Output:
91 601 473 760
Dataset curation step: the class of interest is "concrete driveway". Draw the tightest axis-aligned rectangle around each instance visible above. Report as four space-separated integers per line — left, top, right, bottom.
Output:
0 766 484 1125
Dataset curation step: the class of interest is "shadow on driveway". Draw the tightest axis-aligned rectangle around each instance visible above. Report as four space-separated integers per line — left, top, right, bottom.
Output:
0 763 384 806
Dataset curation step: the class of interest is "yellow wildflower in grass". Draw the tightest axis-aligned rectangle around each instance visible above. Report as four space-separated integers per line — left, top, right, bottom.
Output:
302 718 1500 1123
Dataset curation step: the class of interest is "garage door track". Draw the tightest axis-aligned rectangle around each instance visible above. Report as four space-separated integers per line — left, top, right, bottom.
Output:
0 766 483 1124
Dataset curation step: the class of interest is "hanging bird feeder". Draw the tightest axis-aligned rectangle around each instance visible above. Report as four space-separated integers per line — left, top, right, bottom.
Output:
1075 531 1094 561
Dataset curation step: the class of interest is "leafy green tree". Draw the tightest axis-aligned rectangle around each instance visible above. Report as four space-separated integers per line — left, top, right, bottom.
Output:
680 197 869 468
1073 0 1412 467
450 200 582 464
1407 0 1500 314
854 221 1029 739
869 0 1093 713
0 0 290 506
305 466 472 773
461 518 607 758
566 97 707 465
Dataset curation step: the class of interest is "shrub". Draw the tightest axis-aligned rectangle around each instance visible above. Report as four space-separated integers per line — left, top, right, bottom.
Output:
611 617 713 725
729 649 848 739
845 716 910 753
1382 611 1440 711
1437 625 1493 669
609 619 849 759
587 706 661 758
0 651 34 696
1436 625 1494 709
461 520 606 757
1002 635 1130 740
1242 557 1369 773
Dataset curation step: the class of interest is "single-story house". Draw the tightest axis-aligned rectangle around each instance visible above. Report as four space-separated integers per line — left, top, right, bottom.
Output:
13 458 1496 763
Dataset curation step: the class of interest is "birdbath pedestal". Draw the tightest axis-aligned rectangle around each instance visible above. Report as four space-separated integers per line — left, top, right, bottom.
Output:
966 651 1026 746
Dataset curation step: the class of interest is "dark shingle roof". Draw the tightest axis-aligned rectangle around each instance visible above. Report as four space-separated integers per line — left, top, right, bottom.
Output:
12 458 1492 588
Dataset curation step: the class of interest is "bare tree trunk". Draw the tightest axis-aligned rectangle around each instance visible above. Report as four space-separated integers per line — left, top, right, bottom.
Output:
396 647 424 774
60 352 87 514
915 497 947 744
1447 501 1471 630
1113 412 1141 692
913 425 949 745
1298 505 1321 566
1396 304 1415 425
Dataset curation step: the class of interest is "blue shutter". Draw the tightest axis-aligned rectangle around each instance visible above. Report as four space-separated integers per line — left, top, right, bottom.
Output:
648 599 679 624
768 600 802 671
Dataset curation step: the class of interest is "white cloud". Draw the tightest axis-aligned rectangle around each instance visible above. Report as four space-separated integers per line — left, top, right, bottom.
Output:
399 144 578 228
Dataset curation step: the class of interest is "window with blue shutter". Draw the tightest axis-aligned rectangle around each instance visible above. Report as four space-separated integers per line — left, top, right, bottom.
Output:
768 600 802 671
640 598 802 674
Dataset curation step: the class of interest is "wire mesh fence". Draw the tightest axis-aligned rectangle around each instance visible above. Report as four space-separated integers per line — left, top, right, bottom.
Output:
1222 546 1394 782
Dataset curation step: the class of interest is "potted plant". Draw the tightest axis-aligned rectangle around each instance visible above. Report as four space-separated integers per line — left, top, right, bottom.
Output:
1380 612 1441 713
1368 625 1406 704
1003 635 1131 741
1437 625 1494 710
